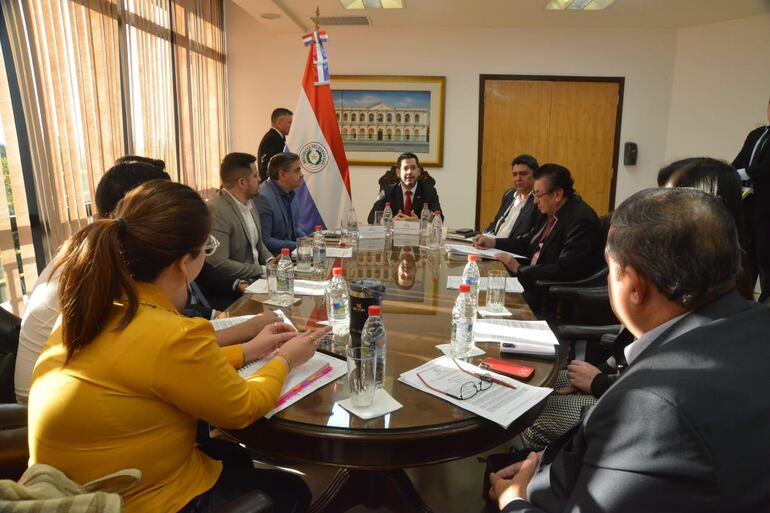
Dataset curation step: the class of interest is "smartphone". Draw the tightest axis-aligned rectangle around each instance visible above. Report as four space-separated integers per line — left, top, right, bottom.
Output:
479 357 534 380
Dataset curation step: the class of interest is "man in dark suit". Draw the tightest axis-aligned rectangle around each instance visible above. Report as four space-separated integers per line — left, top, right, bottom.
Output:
475 164 603 300
367 152 443 223
254 152 306 254
732 97 770 301
257 107 292 182
475 154 544 241
489 188 770 513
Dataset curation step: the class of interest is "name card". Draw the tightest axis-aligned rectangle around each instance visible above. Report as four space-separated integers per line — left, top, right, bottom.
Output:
326 247 353 258
393 220 420 235
358 225 386 239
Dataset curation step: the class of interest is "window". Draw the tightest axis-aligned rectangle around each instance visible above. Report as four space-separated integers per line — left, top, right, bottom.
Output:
405 113 411 123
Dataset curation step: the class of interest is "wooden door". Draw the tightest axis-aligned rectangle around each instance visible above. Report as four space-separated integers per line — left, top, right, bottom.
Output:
477 77 622 229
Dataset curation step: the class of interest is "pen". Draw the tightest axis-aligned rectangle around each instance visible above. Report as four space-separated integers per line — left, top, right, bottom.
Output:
475 371 517 389
274 363 333 408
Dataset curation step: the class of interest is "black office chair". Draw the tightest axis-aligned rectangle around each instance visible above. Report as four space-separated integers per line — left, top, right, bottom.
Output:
0 306 27 480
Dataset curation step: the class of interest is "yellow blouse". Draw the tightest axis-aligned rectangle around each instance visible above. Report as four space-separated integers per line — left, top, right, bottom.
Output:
28 282 288 513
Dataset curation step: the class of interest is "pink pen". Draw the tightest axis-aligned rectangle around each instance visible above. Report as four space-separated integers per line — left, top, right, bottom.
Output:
274 364 333 409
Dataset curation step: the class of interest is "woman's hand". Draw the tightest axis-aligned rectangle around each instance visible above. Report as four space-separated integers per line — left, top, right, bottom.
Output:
496 253 520 274
241 322 297 363
214 311 282 347
277 326 333 369
566 360 602 393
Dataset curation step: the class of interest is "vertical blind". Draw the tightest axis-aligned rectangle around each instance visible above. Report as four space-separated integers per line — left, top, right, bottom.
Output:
0 0 229 315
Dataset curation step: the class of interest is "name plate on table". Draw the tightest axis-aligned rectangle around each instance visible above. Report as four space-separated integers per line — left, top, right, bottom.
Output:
358 225 386 239
393 220 420 236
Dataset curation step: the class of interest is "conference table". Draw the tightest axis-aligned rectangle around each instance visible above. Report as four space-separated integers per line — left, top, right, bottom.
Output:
221 238 560 513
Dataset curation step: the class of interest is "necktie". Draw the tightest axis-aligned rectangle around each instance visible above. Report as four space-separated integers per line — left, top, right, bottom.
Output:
530 216 557 266
404 190 413 216
749 127 769 167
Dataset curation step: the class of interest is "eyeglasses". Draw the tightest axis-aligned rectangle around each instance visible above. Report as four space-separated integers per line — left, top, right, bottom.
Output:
204 235 220 256
533 189 555 199
416 358 515 401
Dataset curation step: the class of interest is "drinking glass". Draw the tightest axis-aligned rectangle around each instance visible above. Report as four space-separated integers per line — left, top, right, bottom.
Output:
486 270 507 312
373 210 384 226
296 237 313 272
266 261 278 302
346 346 377 408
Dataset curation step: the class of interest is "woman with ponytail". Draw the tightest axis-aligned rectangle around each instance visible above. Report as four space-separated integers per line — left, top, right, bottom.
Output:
28 180 325 513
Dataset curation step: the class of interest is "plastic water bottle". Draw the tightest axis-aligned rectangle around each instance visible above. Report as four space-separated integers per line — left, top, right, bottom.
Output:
325 267 350 336
462 254 481 309
419 203 432 245
382 202 394 236
312 224 326 268
429 210 442 249
361 304 386 387
347 207 359 243
451 283 475 358
276 248 294 306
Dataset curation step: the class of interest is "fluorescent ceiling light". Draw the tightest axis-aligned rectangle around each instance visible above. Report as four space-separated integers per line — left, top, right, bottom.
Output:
545 0 615 10
340 0 404 9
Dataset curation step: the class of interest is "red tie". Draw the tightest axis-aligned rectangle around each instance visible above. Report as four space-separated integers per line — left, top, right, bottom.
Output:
530 216 557 265
404 190 413 216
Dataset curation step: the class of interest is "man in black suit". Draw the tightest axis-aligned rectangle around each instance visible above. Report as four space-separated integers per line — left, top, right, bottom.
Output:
489 188 770 513
475 164 603 300
367 152 443 223
257 107 292 182
475 154 544 242
732 97 770 301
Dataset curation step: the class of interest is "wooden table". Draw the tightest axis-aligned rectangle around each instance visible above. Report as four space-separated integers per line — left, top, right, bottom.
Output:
221 241 559 513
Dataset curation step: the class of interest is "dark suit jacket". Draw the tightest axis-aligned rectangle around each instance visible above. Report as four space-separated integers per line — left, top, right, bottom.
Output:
253 179 305 255
732 125 770 214
495 195 603 287
367 182 443 224
484 190 544 239
257 128 286 182
505 291 770 513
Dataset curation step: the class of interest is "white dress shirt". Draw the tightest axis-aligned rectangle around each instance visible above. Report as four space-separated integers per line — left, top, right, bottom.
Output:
494 191 531 238
623 312 689 365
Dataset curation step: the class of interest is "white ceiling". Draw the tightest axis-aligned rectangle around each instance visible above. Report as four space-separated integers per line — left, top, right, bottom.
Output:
231 0 770 33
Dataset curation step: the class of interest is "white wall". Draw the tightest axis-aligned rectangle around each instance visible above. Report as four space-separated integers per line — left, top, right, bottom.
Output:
665 14 770 165
226 1 678 227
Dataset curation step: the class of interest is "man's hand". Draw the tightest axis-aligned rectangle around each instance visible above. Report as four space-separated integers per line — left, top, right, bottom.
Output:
473 235 495 249
488 451 541 507
566 360 602 393
496 253 520 274
394 210 418 220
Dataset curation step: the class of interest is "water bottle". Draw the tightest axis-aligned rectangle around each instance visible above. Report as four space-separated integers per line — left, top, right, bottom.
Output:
347 207 359 243
312 224 326 268
382 202 394 236
276 248 295 306
419 203 432 246
325 267 350 336
429 210 442 249
361 304 386 387
462 254 481 309
451 283 475 358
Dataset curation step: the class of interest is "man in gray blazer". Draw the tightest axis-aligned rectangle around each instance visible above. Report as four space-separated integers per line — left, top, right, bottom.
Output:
491 188 770 513
206 152 274 282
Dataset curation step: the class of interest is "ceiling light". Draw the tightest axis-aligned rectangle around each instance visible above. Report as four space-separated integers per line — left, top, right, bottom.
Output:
545 0 615 10
260 12 281 20
339 0 404 9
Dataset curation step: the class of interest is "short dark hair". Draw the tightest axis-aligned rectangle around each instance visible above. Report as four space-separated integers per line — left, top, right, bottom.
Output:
607 188 740 310
396 152 420 170
511 154 539 172
533 163 574 197
95 162 171 217
656 157 703 186
114 155 166 171
271 108 293 123
666 158 742 228
268 152 300 181
220 152 257 188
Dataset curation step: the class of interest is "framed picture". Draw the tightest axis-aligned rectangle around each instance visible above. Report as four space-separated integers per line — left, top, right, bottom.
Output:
331 75 446 167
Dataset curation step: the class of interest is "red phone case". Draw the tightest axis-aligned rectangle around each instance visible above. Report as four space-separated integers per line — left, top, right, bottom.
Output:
479 357 535 380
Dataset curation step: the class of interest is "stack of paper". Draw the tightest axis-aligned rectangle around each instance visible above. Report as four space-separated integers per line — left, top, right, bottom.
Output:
474 319 559 359
399 356 552 428
446 276 524 293
445 243 527 261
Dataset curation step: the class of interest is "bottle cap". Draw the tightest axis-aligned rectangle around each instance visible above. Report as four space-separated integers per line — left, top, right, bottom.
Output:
468 255 478 263
281 248 290 255
368 305 381 316
423 202 429 207
315 225 323 231
434 210 441 215
385 201 391 206
459 283 471 293
332 267 343 276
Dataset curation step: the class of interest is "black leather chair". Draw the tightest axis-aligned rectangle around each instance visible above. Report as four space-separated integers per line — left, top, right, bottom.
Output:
0 306 27 480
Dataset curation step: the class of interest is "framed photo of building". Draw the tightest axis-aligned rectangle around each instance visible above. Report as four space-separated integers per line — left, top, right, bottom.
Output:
331 75 445 167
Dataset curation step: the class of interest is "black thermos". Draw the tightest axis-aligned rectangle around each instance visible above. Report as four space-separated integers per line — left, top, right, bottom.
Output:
349 278 385 347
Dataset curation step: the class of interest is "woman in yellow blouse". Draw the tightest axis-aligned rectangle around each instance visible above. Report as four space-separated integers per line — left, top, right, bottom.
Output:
28 180 328 513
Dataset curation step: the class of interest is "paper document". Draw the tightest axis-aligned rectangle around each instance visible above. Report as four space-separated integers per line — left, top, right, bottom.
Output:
445 243 527 261
446 276 524 293
294 280 329 296
474 319 558 358
244 279 269 294
238 351 347 418
210 310 295 332
399 356 552 428
326 247 353 258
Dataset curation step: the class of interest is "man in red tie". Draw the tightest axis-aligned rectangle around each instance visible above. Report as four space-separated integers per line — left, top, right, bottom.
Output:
367 152 443 224
475 164 603 307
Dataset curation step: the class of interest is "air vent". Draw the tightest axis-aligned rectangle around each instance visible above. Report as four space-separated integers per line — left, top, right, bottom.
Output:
314 16 370 26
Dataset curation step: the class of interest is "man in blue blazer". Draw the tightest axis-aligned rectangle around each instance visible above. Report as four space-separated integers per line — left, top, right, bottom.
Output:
254 152 306 254
489 188 770 513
